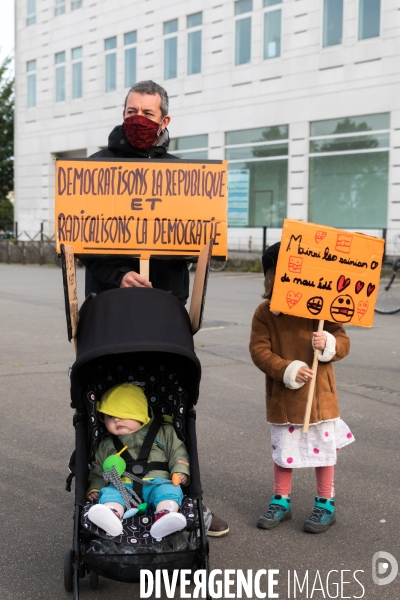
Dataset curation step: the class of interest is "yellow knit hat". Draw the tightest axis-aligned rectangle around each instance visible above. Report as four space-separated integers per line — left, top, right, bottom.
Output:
97 383 150 427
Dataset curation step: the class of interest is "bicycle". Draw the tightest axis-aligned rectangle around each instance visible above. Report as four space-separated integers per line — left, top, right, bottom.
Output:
187 258 227 272
374 257 400 314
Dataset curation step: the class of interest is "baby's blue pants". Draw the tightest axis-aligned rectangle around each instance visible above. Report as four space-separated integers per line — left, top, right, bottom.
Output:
98 478 184 510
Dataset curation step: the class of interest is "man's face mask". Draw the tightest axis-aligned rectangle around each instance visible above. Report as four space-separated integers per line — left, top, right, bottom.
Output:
123 114 163 150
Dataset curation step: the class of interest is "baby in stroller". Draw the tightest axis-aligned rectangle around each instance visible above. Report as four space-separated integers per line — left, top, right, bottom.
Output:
86 382 190 540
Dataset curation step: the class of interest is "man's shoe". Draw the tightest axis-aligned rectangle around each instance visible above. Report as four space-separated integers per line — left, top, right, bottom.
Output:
257 495 292 530
303 497 336 534
207 513 229 537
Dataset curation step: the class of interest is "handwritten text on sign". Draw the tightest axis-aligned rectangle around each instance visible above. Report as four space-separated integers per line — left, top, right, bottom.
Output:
55 159 228 259
270 219 384 327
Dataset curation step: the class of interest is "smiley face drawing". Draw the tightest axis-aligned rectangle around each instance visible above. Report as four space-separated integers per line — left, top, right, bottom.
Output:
288 255 303 274
306 296 324 316
330 294 355 323
357 300 368 321
315 230 327 244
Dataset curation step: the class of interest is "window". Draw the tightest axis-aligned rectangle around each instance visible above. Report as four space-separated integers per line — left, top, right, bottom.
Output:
164 19 178 80
263 0 282 60
27 60 36 108
72 46 83 99
309 114 390 228
323 0 343 47
187 12 202 75
225 126 289 227
55 51 66 102
105 36 117 92
169 134 208 159
55 0 66 16
235 0 252 66
124 31 137 88
359 0 380 40
27 0 36 25
71 0 82 8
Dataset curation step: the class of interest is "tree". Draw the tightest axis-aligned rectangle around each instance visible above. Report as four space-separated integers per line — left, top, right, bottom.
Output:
0 55 14 231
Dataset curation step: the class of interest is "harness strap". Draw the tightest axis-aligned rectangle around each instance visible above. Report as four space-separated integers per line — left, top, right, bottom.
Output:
111 417 167 499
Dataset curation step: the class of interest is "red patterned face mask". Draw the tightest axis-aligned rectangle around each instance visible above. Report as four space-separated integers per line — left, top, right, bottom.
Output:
123 114 162 149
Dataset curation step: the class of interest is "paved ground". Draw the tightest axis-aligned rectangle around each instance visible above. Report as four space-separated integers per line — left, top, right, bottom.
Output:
0 264 399 600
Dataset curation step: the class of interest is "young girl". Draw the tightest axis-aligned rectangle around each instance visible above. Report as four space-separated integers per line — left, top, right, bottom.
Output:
249 242 354 534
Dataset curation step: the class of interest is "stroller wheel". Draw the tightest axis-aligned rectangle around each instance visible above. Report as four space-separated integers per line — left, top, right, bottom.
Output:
64 548 74 593
90 570 99 590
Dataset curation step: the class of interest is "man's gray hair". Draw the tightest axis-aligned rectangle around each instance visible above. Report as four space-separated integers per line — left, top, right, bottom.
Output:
124 81 169 117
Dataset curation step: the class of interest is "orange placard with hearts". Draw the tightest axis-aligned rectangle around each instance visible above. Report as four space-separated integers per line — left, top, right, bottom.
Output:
270 219 384 327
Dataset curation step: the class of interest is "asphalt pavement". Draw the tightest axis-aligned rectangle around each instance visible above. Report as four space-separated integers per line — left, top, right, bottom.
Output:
0 264 399 600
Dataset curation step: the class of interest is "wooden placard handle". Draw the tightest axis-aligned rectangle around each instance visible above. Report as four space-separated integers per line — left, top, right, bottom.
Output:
140 259 150 282
302 319 324 433
60 244 79 355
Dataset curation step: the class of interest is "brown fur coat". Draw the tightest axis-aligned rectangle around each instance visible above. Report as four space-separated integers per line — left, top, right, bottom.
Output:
249 301 350 425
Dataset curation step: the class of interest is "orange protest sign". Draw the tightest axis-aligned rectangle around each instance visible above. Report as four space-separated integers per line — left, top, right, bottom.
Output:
270 219 384 327
55 158 228 260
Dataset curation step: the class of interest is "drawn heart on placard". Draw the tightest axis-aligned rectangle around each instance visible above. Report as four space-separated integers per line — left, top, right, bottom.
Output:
337 275 351 292
315 230 327 244
286 291 302 309
366 283 375 297
371 261 379 270
357 300 368 320
355 281 364 294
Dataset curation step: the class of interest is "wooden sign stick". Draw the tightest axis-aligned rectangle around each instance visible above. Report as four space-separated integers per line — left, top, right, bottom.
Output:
140 259 150 282
303 319 324 433
61 244 79 356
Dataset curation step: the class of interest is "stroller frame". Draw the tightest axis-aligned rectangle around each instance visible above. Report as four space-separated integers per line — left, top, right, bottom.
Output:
63 287 211 599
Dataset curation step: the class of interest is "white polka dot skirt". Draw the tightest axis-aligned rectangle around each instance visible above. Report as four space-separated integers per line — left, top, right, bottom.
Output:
270 418 355 468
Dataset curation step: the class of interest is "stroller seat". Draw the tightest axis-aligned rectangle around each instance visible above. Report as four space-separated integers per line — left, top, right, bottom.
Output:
80 354 197 545
82 496 197 545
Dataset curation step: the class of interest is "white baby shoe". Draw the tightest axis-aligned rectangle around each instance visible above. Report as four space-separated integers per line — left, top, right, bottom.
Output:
150 511 187 539
88 504 123 537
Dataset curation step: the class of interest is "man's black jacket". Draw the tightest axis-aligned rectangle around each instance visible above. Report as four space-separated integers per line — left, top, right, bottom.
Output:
79 125 189 303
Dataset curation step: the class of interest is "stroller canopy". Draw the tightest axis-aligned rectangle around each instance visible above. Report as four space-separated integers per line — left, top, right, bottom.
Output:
71 288 202 402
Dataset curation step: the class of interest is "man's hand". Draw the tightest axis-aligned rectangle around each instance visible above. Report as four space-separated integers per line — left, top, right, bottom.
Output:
120 271 153 289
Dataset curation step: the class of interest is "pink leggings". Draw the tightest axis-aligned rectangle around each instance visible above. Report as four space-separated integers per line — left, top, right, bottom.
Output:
273 462 335 498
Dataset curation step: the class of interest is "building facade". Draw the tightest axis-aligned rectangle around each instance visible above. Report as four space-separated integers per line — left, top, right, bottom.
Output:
15 0 400 254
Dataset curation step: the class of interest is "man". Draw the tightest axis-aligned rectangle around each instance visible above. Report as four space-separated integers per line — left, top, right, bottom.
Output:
80 80 229 537
80 80 188 303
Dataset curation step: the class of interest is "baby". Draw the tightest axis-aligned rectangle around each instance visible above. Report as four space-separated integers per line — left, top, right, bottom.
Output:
87 382 190 539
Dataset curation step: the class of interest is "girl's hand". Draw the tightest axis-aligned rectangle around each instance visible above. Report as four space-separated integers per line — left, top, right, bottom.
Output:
295 366 314 383
313 331 327 351
87 491 99 502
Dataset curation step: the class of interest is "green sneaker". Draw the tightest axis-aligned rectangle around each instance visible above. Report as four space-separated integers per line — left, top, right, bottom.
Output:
303 497 336 533
257 495 292 530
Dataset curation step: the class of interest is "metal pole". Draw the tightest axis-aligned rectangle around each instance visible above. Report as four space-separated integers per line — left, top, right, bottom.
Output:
382 228 387 262
262 226 267 253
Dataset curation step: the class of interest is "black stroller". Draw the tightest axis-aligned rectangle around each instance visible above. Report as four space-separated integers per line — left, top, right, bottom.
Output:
64 287 210 598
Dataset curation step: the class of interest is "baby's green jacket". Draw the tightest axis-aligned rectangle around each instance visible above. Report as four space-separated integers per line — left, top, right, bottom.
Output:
87 418 190 494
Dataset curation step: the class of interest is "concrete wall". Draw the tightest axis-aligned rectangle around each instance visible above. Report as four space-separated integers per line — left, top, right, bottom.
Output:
14 0 400 253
